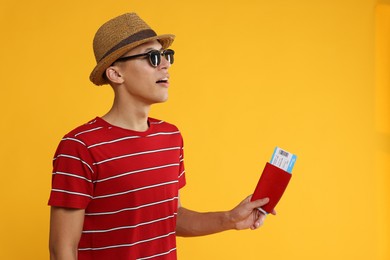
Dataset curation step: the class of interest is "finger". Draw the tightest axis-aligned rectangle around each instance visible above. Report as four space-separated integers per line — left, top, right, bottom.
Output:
252 211 267 230
243 195 253 203
253 217 265 229
249 197 270 209
257 212 266 222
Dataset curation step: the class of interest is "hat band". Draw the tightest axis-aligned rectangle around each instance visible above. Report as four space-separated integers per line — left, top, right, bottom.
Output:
99 29 157 62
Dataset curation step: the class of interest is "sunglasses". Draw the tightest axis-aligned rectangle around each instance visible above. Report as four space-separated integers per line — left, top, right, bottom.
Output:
114 49 175 67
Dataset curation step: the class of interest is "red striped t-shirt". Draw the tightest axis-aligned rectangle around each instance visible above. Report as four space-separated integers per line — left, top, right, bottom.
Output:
48 117 186 260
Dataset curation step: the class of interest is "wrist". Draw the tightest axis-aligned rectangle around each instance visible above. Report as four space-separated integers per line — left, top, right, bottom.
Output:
223 210 237 230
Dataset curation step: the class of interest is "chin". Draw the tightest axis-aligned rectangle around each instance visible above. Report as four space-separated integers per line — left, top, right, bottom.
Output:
152 95 169 104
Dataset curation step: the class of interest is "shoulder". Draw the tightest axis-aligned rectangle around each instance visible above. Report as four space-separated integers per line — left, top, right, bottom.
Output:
65 118 103 138
59 117 106 148
149 118 180 132
53 119 103 162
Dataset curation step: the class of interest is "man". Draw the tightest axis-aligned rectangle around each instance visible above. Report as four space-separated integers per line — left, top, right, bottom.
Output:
48 13 274 260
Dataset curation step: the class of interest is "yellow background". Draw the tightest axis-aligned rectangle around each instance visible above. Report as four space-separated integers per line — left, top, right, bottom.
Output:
0 0 389 259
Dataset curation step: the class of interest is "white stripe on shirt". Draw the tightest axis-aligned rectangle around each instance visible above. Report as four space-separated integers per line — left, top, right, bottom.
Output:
146 131 180 138
51 188 93 198
85 196 178 216
94 163 179 183
93 180 178 199
93 147 181 165
61 137 86 146
78 231 176 251
87 135 140 149
137 247 177 260
149 120 164 125
74 126 104 137
82 214 175 233
52 171 93 182
53 154 94 174
179 170 185 179
87 131 180 149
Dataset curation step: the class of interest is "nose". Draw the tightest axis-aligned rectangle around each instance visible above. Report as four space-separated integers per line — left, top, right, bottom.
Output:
159 54 171 69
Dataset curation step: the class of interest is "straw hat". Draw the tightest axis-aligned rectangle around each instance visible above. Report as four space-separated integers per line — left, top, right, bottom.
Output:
90 13 175 85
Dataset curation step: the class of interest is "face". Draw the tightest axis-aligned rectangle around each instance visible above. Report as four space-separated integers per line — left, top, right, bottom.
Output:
109 40 172 106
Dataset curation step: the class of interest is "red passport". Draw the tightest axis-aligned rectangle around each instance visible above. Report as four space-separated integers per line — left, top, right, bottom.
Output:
251 162 292 214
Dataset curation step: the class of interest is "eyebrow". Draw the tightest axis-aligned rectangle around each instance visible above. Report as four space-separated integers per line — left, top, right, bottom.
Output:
143 47 163 52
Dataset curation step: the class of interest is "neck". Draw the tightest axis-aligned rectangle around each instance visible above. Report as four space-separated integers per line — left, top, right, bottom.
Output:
102 94 151 132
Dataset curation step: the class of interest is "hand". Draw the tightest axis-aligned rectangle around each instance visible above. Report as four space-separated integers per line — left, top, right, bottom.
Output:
228 195 276 230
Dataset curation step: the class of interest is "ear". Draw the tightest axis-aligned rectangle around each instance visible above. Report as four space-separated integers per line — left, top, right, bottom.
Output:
105 66 124 84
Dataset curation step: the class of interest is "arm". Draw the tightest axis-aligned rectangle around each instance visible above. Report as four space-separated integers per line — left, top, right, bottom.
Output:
49 206 85 260
176 195 275 237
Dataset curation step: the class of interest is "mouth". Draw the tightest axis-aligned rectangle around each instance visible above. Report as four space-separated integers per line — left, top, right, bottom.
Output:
156 79 168 83
156 77 169 85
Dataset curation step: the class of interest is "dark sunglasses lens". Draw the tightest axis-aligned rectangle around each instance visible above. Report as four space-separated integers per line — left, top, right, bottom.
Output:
149 51 161 67
148 50 175 67
164 50 174 64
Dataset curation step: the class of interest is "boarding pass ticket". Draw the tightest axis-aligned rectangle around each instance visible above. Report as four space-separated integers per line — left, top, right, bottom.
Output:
270 147 297 173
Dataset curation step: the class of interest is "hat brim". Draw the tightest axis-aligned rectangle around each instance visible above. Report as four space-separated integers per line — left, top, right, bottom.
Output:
90 34 175 86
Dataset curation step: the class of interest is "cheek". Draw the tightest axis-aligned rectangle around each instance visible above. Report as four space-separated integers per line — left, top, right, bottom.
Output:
124 63 154 83
124 73 155 95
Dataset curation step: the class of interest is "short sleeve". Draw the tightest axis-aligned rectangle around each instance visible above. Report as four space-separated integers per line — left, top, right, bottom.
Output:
48 136 96 209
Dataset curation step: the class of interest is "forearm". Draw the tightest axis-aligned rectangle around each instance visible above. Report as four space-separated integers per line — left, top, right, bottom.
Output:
176 196 272 237
49 207 84 260
176 207 235 237
49 246 78 260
